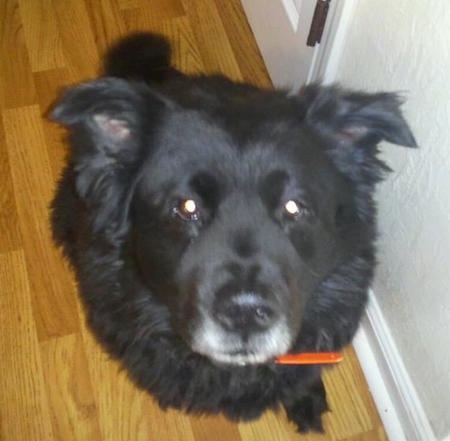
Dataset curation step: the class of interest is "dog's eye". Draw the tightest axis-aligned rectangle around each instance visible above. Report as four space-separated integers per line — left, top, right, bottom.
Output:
283 200 307 219
173 198 200 221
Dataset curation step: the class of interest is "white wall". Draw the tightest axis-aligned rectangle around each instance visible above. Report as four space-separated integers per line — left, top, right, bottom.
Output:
332 1 450 439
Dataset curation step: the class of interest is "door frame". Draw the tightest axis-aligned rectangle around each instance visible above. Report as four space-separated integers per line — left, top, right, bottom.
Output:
309 0 357 84
242 0 357 89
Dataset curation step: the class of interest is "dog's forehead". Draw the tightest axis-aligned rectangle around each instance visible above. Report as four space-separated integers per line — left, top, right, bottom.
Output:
144 108 323 189
153 109 237 170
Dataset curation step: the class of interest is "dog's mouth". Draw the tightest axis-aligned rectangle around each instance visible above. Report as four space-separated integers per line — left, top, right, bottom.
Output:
189 314 293 366
206 349 277 366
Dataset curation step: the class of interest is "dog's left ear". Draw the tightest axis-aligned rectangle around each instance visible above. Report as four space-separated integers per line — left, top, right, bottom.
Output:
301 84 417 149
299 84 416 186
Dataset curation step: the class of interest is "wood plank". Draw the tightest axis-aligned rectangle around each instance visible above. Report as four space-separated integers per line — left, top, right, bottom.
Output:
147 407 197 441
0 250 55 441
40 333 102 441
120 0 185 26
189 414 243 441
123 14 204 76
0 0 36 108
0 119 21 252
117 0 185 18
18 0 65 72
53 0 100 80
34 68 74 114
322 346 381 440
214 0 271 88
84 0 127 57
180 0 243 81
79 313 197 441
33 68 73 180
238 410 311 441
3 105 80 340
345 427 388 441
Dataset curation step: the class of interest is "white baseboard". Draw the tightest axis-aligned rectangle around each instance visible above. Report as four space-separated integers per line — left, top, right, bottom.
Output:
353 290 437 441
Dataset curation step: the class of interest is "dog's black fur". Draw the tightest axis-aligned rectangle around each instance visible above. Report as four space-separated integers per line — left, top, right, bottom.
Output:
50 33 416 432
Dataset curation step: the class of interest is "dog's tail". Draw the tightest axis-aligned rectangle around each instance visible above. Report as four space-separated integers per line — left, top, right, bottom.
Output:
103 33 175 83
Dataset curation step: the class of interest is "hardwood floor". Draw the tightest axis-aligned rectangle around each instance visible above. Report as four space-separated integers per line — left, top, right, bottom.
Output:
0 0 387 439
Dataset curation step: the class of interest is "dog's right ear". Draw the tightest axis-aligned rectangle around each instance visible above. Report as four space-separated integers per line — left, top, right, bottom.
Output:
50 77 155 152
51 78 166 237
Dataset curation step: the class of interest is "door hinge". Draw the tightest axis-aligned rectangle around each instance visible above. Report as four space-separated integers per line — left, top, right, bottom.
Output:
307 0 331 47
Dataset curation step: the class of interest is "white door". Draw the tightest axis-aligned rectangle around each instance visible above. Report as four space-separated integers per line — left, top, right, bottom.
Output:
241 0 342 90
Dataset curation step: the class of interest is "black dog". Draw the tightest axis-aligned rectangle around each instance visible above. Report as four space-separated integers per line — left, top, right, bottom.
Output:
50 33 416 432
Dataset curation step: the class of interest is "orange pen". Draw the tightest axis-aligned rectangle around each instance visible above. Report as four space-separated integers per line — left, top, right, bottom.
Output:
275 352 343 365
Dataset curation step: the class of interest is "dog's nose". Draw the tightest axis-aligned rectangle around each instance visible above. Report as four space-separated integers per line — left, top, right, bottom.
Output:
213 292 277 334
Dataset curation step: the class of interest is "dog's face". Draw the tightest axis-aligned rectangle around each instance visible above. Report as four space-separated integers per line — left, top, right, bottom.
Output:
131 108 355 365
51 78 416 366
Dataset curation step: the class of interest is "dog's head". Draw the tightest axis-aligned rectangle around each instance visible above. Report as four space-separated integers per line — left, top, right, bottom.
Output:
52 78 416 365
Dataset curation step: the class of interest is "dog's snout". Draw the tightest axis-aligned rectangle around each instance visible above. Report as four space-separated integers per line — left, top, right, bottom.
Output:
213 292 277 333
232 229 257 259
